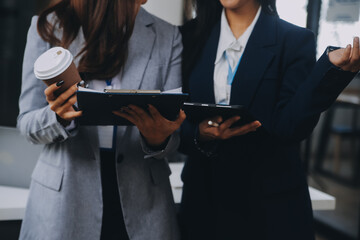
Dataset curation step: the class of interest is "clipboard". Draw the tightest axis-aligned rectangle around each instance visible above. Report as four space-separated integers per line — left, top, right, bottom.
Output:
76 89 188 126
182 102 255 127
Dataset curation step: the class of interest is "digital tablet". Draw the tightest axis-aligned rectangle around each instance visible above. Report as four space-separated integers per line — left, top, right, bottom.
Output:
182 102 256 127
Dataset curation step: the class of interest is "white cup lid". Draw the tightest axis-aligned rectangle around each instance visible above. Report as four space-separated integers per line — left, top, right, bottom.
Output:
34 47 73 80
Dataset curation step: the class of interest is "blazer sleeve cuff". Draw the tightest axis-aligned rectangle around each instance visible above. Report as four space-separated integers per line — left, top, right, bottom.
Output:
24 107 71 144
318 50 358 86
141 133 179 159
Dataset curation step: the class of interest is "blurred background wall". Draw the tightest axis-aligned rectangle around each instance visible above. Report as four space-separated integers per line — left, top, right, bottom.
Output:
143 0 184 25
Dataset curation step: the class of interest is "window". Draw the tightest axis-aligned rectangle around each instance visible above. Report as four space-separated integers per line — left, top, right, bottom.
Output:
277 0 308 28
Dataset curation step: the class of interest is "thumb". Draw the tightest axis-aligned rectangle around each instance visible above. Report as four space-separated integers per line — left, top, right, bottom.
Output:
338 45 352 71
174 110 186 125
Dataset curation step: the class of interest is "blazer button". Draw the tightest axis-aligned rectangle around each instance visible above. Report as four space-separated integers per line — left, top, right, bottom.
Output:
53 135 64 143
117 154 124 164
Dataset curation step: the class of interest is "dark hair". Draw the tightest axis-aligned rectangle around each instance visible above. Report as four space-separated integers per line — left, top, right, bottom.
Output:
37 0 136 80
258 0 277 14
182 0 277 86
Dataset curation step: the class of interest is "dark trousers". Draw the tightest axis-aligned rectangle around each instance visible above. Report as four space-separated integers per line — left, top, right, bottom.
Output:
100 150 129 240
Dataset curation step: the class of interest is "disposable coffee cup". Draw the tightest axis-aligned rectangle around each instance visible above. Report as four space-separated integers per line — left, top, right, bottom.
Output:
34 47 81 95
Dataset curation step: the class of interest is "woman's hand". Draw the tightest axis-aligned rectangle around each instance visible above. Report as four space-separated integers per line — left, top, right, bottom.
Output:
329 37 360 72
198 116 261 142
44 81 82 125
113 104 186 147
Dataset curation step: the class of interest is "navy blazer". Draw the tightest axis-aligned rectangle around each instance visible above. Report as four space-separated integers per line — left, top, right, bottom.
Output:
179 9 356 240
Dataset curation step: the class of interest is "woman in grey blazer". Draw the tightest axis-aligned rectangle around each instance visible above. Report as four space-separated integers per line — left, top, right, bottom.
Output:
17 0 185 239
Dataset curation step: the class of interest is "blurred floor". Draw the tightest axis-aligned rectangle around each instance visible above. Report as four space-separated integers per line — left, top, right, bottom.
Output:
309 156 360 240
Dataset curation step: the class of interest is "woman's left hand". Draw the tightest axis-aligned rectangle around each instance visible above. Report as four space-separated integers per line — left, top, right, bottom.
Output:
113 104 186 147
329 37 360 72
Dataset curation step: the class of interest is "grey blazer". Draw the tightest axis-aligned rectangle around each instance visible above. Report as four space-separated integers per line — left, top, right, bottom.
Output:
18 8 182 240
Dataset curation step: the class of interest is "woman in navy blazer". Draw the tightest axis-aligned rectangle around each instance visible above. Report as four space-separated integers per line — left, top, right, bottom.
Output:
179 0 360 239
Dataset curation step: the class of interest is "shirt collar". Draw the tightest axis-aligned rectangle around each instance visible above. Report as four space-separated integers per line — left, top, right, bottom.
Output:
215 6 262 64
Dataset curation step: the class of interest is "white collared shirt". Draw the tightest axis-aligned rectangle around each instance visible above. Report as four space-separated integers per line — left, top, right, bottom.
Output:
214 7 261 105
89 74 122 149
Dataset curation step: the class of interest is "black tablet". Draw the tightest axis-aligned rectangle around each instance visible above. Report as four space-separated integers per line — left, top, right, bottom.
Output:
182 102 255 127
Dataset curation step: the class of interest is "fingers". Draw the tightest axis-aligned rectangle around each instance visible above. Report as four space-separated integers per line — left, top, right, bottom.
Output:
213 116 223 125
228 121 262 138
199 116 222 131
340 45 352 68
201 119 261 141
148 104 162 120
198 117 220 141
331 37 360 72
349 37 360 72
113 104 153 126
203 116 223 128
168 109 186 130
115 105 185 130
44 82 62 101
147 106 186 137
48 84 78 111
174 109 186 126
56 95 77 116
219 116 241 130
45 83 81 122
55 95 83 121
113 110 138 125
148 105 186 129
352 37 359 60
117 105 185 146
60 110 83 121
115 106 142 125
128 104 151 121
143 108 186 145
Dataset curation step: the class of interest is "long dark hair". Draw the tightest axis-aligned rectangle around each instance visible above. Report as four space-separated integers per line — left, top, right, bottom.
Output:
182 0 277 87
37 0 136 80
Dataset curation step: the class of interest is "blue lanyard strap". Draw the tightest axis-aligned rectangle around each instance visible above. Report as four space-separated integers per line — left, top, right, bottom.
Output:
105 79 112 87
225 52 242 86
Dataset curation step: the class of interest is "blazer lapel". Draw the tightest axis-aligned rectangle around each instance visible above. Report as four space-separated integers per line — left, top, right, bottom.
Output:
188 21 221 104
230 10 277 108
121 8 156 90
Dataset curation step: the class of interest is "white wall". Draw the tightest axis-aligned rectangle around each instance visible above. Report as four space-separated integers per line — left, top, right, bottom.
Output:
142 0 184 26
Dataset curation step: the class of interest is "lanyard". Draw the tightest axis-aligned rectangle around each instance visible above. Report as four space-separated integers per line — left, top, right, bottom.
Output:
216 52 242 105
105 79 112 89
224 52 242 86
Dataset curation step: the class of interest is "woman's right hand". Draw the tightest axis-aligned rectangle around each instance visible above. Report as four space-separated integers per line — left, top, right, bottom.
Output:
44 81 82 124
198 116 261 142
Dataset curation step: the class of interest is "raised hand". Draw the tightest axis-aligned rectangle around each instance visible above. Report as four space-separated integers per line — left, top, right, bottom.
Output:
329 37 360 73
